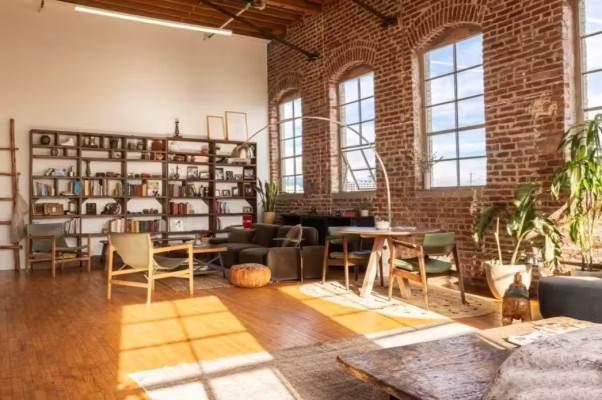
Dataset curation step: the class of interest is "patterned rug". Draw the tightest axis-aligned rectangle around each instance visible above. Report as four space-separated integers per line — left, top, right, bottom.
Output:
299 279 498 320
159 274 233 292
130 322 477 400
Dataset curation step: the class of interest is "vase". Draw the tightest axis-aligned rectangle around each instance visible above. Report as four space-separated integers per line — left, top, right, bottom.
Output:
485 262 532 300
40 135 51 145
263 211 276 224
423 171 431 190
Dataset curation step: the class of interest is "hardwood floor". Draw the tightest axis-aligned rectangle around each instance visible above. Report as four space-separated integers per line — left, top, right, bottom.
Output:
0 265 539 400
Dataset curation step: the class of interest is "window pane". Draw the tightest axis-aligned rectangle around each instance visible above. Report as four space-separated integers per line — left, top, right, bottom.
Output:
343 169 358 192
283 158 295 175
340 78 359 103
584 71 602 109
342 102 360 125
425 44 454 79
295 176 303 193
282 139 294 157
345 150 368 170
583 34 602 72
459 128 486 158
426 75 456 106
430 133 457 160
584 0 602 35
353 170 375 190
458 96 485 127
295 156 303 175
427 103 456 132
361 121 375 144
456 35 483 69
361 97 375 120
282 176 295 193
457 68 484 98
341 125 361 148
364 148 376 168
282 102 293 119
294 136 302 154
293 98 302 116
432 160 458 187
281 121 294 139
360 73 374 97
294 118 302 137
460 158 486 186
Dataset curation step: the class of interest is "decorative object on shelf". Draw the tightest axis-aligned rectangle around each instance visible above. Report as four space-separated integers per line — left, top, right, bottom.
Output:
200 172 211 179
142 152 151 160
410 146 443 190
244 184 254 197
50 148 58 156
32 203 46 216
235 174 243 180
222 190 231 197
102 202 121 215
40 135 51 145
111 151 122 159
201 147 209 156
147 181 160 197
88 136 97 148
215 189 221 197
127 141 136 150
109 137 119 149
359 198 372 217
215 168 224 180
85 160 91 177
151 139 163 151
232 187 239 196
67 166 75 177
242 206 253 213
154 153 165 161
60 137 75 146
243 167 255 180
207 115 226 140
46 203 64 216
187 166 198 180
86 203 97 215
174 118 181 138
502 272 532 326
170 166 181 179
82 136 89 147
375 219 390 230
232 142 255 159
136 140 144 150
255 179 278 224
226 171 234 180
225 111 248 141
473 183 563 299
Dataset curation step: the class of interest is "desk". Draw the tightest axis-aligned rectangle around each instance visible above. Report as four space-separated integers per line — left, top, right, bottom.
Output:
337 227 439 298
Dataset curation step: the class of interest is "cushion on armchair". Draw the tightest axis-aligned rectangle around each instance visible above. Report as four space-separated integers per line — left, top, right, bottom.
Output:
281 224 303 247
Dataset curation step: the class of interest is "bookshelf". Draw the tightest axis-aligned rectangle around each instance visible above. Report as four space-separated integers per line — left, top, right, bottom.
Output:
29 129 258 252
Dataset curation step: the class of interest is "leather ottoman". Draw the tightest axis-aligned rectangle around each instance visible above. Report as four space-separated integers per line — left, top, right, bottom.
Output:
230 263 271 288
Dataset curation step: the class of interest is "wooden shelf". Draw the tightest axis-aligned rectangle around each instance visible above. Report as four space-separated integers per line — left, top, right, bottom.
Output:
168 213 211 217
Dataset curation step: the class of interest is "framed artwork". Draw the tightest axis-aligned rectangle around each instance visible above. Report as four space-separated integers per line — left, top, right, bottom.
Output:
222 190 231 197
243 167 255 180
46 203 64 216
207 116 226 140
215 189 221 197
215 168 224 180
244 184 255 197
232 187 239 196
147 181 160 196
225 171 234 181
242 206 253 213
200 172 211 179
234 174 243 180
225 111 248 141
187 166 199 180
32 203 46 216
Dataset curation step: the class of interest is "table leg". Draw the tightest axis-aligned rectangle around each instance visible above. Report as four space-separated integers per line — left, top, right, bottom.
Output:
359 236 385 297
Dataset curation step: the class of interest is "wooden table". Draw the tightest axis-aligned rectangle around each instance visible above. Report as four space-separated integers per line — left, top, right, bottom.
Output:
191 243 228 277
337 227 439 298
337 317 592 400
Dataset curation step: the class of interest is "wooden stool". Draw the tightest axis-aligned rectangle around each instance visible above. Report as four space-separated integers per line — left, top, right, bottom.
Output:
230 264 271 288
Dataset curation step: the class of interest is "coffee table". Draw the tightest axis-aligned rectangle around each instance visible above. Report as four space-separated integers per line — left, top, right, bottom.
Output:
337 317 593 400
191 243 227 277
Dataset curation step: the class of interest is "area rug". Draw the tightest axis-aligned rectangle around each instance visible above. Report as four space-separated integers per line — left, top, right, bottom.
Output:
130 322 476 400
299 280 498 320
159 275 233 292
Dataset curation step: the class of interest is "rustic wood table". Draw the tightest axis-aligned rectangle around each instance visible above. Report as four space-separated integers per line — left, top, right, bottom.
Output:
337 227 439 298
337 317 593 400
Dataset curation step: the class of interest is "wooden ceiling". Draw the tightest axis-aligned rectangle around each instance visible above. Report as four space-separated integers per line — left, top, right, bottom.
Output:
58 0 334 38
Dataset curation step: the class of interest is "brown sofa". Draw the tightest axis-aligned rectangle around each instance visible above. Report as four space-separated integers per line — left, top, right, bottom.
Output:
208 223 323 281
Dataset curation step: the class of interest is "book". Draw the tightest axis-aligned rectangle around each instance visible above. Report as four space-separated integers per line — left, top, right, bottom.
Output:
507 322 590 346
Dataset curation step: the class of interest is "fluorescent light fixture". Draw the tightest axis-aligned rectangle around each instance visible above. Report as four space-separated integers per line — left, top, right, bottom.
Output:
74 5 232 36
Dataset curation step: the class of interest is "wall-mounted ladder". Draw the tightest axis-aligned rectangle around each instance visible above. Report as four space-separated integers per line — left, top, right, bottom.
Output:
0 119 21 270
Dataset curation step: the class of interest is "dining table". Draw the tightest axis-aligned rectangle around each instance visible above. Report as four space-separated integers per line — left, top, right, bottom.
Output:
336 227 440 298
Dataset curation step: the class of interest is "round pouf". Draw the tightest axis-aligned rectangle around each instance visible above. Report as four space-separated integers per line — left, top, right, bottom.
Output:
230 263 271 288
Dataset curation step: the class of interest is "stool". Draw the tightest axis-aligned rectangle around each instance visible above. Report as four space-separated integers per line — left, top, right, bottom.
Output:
230 263 271 288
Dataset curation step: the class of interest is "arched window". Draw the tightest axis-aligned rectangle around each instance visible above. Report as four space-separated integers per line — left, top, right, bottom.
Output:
422 32 486 188
279 93 303 193
577 0 602 119
338 67 376 192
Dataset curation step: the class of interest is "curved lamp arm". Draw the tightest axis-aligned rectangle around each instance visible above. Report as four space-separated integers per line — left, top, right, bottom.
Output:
241 116 392 227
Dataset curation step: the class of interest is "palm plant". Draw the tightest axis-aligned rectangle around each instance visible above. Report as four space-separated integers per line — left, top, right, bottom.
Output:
551 115 602 271
255 178 279 212
473 184 563 270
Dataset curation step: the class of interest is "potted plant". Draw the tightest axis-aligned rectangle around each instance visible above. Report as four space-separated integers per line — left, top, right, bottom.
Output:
552 115 602 277
359 198 372 217
410 147 443 189
256 178 279 224
473 183 563 299
232 143 256 159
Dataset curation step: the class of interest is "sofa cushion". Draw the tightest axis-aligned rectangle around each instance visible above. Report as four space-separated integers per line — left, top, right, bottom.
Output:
252 223 280 247
228 228 256 244
282 224 303 247
239 247 270 265
220 242 262 269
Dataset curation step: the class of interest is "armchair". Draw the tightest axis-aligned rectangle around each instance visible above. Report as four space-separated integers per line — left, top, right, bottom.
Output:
107 233 194 305
25 223 91 278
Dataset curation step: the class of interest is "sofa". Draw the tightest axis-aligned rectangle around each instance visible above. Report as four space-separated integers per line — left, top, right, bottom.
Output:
538 276 602 323
208 223 324 281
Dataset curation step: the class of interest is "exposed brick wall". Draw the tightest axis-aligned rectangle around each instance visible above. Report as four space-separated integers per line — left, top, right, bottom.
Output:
267 0 575 285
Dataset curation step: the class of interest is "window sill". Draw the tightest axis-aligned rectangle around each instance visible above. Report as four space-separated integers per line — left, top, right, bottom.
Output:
332 191 376 200
415 186 483 198
277 193 305 200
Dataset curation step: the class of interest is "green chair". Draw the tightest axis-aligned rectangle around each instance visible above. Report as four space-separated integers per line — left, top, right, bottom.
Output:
388 232 466 309
322 227 383 290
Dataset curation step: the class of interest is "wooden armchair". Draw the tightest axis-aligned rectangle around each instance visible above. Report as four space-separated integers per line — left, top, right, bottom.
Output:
388 232 466 309
107 233 194 305
25 223 91 278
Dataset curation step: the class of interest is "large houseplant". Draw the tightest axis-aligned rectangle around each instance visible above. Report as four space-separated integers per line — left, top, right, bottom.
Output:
256 178 279 224
473 183 563 298
551 115 602 275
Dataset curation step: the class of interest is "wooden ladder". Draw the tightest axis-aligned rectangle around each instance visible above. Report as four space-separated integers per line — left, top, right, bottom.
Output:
0 119 21 270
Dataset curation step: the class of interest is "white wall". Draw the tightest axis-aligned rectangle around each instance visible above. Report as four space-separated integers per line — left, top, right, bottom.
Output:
0 0 269 269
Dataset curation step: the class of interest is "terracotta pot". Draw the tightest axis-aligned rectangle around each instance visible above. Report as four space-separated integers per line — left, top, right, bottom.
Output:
262 211 276 224
485 262 532 300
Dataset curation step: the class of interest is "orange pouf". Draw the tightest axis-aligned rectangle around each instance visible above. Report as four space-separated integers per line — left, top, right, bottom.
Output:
230 263 271 288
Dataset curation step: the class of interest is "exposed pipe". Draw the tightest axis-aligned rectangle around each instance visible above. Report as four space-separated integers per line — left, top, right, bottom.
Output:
351 0 397 27
204 2 252 40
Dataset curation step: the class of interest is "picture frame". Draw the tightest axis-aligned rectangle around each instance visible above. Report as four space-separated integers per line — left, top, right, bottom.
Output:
225 111 248 142
225 171 234 181
85 203 97 215
215 189 221 197
187 166 199 180
200 172 211 180
32 203 46 216
147 181 160 197
232 187 239 196
46 203 64 216
243 167 255 180
215 168 224 180
222 190 231 197
242 206 253 213
244 184 255 197
234 174 243 180
207 115 226 140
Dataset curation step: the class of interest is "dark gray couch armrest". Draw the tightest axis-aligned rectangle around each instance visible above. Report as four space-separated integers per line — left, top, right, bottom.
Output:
301 245 324 280
208 237 229 245
267 247 301 281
